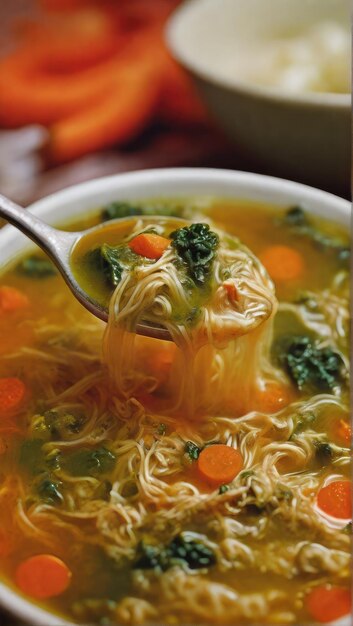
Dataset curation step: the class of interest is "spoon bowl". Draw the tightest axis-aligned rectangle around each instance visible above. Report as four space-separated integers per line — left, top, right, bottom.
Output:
0 193 182 341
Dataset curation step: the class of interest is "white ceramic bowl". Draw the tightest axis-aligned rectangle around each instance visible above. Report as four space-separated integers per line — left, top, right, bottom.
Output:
166 0 351 192
0 168 349 626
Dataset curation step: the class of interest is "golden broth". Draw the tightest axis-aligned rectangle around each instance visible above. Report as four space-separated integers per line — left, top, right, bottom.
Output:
0 198 350 625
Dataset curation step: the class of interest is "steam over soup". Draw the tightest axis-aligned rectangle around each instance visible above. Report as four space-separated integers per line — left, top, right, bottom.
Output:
0 199 350 625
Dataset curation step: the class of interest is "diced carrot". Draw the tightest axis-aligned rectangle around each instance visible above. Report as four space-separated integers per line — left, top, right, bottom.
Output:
129 233 171 259
333 418 352 445
15 554 71 599
0 287 29 313
255 381 293 413
306 585 351 623
0 378 26 417
317 480 351 519
197 444 243 487
223 282 238 304
259 245 304 281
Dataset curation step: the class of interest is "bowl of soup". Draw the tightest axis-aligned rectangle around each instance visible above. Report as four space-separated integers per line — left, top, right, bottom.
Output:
166 0 351 193
0 168 350 626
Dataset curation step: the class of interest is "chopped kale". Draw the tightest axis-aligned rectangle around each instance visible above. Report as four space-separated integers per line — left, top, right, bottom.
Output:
240 470 255 480
63 446 116 477
280 336 345 391
281 206 350 262
343 522 352 534
17 255 57 278
37 477 62 504
100 244 137 287
314 441 333 465
134 533 216 571
219 484 229 494
31 410 85 441
185 441 201 461
170 223 219 285
101 201 182 222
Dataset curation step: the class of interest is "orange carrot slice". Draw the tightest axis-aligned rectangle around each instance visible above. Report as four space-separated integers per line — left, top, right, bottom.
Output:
333 418 352 445
0 287 29 313
15 554 71 599
260 245 304 281
197 444 243 487
223 282 238 304
306 585 352 623
129 233 171 259
317 480 351 519
255 381 293 413
0 378 26 417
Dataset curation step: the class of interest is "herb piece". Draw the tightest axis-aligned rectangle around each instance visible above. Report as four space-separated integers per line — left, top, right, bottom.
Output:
240 470 255 480
170 223 219 285
219 484 229 494
156 423 166 436
280 336 345 391
275 486 293 502
31 410 85 441
290 412 316 438
314 441 333 466
37 478 62 504
63 447 116 477
185 441 201 461
281 207 350 262
101 244 138 287
134 533 216 571
343 522 352 534
17 255 57 278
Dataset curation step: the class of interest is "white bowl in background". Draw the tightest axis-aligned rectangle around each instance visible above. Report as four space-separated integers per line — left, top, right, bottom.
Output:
166 0 351 193
0 168 350 626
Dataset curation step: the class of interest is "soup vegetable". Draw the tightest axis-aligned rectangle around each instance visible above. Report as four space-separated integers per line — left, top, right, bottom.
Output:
0 198 350 625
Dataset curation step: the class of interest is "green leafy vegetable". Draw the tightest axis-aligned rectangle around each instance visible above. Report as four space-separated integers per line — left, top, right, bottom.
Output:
134 533 216 571
282 207 350 262
314 441 333 465
63 447 116 477
185 441 201 461
31 410 86 441
17 255 57 278
343 522 352 534
37 477 62 504
90 244 138 288
280 336 345 391
156 423 166 436
275 486 293 502
170 223 219 285
101 202 182 222
219 484 229 494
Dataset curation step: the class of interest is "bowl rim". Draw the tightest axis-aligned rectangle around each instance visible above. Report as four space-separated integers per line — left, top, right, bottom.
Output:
165 0 351 110
0 167 350 626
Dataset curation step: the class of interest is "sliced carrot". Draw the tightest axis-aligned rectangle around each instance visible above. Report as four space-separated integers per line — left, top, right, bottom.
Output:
15 554 71 599
333 418 352 445
48 51 162 162
259 245 304 281
197 444 243 487
317 480 351 519
306 585 352 623
255 381 293 413
0 287 29 313
129 233 171 259
0 378 26 417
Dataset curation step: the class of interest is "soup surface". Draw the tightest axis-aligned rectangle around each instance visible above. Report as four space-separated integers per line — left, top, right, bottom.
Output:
0 198 350 625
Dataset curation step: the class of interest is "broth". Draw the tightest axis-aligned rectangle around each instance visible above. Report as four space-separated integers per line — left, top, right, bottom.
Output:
0 198 350 625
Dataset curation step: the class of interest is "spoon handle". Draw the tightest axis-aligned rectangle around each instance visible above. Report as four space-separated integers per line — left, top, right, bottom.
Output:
0 194 76 261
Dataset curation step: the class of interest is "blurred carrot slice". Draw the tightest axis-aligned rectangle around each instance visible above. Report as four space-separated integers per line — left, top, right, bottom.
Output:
306 585 351 623
49 56 162 162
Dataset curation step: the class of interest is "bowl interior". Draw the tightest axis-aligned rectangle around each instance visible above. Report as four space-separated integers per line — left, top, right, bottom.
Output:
166 0 350 104
0 168 350 626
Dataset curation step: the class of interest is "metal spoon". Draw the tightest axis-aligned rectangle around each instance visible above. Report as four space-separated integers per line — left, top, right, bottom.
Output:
0 193 174 341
